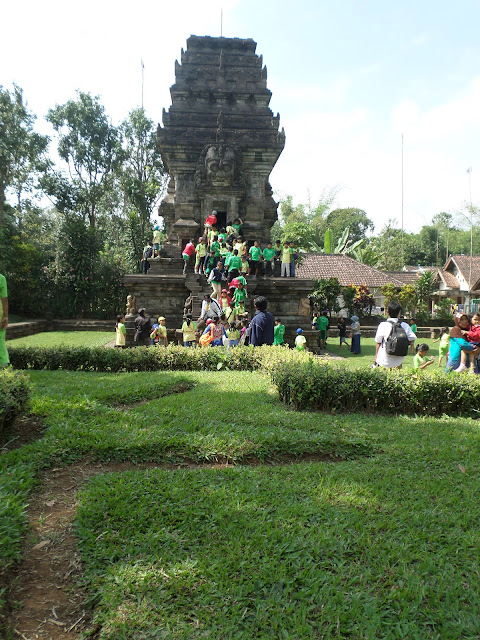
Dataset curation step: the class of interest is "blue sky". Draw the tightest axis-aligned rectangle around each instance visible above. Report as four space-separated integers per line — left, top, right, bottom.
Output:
2 0 480 234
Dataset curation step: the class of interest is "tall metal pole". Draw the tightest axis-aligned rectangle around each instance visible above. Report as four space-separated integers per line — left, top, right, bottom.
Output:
401 133 404 268
467 167 473 310
221 8 223 37
141 59 145 110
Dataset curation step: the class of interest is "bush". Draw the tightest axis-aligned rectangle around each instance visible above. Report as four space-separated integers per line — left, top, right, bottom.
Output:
0 369 31 442
8 345 270 373
271 359 480 417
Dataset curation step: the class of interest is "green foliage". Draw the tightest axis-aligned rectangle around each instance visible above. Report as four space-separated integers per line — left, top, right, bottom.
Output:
310 277 341 314
0 369 30 439
398 284 417 316
435 297 456 322
324 207 374 244
8 344 269 372
272 359 480 416
44 91 122 228
342 284 374 318
0 84 49 224
381 282 398 307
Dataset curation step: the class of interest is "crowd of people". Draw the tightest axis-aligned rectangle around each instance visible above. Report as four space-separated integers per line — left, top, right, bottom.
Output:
141 211 299 280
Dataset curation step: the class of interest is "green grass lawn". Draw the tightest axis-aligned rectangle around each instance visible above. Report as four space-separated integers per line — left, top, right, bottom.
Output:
3 355 480 638
324 336 444 370
6 330 113 348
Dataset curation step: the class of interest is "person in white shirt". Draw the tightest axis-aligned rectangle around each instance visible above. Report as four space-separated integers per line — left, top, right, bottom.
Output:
374 301 416 369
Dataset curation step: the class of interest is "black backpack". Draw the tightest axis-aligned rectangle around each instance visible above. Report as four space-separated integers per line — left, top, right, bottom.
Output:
144 246 153 259
384 321 409 356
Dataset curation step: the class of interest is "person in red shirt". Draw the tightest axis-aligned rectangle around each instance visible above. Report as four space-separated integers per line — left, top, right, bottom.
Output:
456 313 480 372
182 239 196 275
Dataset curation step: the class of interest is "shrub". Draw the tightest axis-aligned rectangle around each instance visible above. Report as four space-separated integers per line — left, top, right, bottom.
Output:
271 359 480 417
0 369 31 442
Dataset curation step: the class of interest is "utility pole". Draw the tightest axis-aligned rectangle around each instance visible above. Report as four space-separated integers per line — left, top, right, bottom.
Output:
467 167 473 311
141 59 145 110
401 133 405 268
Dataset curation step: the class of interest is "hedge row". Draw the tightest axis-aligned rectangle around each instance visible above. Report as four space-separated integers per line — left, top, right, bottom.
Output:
0 369 30 441
271 359 480 417
8 345 270 372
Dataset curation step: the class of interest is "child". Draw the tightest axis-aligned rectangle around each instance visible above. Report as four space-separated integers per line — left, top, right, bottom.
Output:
274 317 285 346
157 316 168 347
227 322 240 348
248 240 262 276
181 239 196 275
195 237 207 274
240 254 249 276
433 327 450 368
295 328 307 351
142 241 153 274
149 321 159 345
115 314 126 348
337 317 349 348
263 242 276 276
232 217 243 237
224 301 238 325
413 343 434 370
152 225 162 257
281 241 291 277
239 318 250 345
181 313 197 347
219 289 231 311
289 241 298 277
233 282 247 309
457 314 480 372
409 319 417 354
274 239 282 261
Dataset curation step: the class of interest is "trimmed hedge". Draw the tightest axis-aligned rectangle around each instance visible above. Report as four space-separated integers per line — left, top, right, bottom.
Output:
271 359 480 417
8 345 268 372
0 369 30 441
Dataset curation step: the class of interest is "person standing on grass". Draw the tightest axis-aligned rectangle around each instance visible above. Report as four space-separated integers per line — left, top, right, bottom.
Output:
249 296 274 346
409 318 417 354
350 315 362 355
312 312 329 349
0 273 9 367
374 302 416 368
134 308 151 346
181 314 197 347
337 317 349 349
115 314 126 348
433 327 450 368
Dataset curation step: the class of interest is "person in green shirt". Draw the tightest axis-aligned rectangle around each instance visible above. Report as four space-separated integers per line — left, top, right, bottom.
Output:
295 328 307 351
0 274 9 366
227 250 242 279
312 313 329 348
233 283 247 308
410 319 417 354
413 344 434 370
210 236 221 258
262 242 276 276
248 240 262 276
274 317 285 346
195 237 207 274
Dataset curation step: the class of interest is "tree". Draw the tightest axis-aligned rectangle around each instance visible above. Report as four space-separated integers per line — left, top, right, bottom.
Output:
381 282 399 307
311 277 341 314
415 270 437 319
44 91 122 227
323 208 374 244
342 284 374 318
398 284 417 316
119 108 166 259
0 84 49 224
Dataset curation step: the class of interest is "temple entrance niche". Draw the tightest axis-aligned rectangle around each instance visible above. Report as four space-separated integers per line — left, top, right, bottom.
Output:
157 35 285 256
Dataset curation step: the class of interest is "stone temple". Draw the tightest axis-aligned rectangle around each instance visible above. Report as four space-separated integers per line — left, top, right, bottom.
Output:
157 35 286 254
124 35 313 343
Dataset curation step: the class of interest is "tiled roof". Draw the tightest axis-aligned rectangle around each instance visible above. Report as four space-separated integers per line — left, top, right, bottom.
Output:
445 255 480 290
438 270 459 288
296 254 405 288
384 271 420 285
